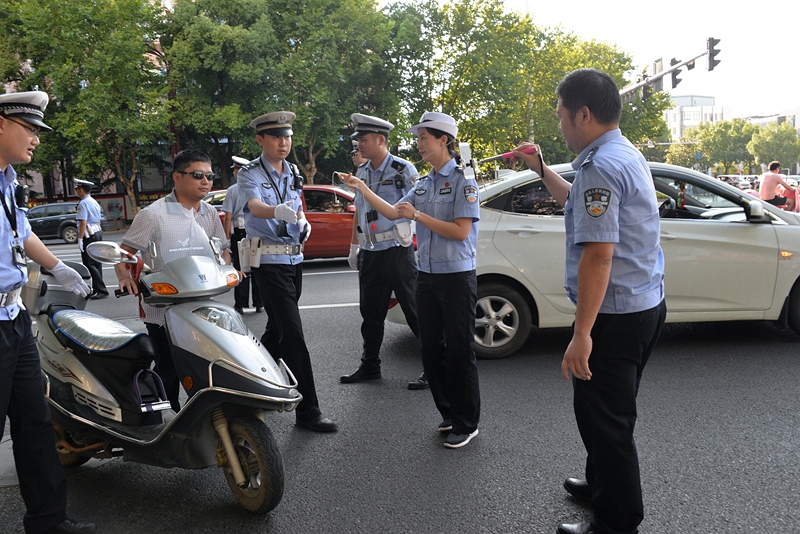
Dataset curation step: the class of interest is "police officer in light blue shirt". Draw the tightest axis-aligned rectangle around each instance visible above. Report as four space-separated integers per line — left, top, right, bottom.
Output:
514 69 666 534
75 178 108 298
340 111 481 450
237 110 337 433
0 90 95 533
339 113 426 389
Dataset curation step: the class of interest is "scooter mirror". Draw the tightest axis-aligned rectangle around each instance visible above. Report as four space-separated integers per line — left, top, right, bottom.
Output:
209 236 225 264
86 241 139 264
148 241 158 259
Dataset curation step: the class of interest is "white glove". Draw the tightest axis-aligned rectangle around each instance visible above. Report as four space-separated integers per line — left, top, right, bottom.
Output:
299 219 312 243
49 260 91 297
78 238 84 252
273 201 298 224
348 244 359 270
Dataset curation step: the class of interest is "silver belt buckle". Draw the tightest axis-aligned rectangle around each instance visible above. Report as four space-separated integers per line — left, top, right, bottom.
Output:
0 287 21 308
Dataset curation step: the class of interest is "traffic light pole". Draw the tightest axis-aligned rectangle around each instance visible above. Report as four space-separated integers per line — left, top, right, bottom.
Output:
620 38 720 104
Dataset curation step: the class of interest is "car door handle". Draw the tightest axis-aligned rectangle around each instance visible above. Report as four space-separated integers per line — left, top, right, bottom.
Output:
660 233 677 241
507 227 542 235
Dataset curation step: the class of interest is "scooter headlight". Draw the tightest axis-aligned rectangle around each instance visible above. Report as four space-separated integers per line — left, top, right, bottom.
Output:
192 306 247 335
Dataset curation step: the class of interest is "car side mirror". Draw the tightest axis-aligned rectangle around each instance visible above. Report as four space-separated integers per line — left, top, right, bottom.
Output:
746 200 771 223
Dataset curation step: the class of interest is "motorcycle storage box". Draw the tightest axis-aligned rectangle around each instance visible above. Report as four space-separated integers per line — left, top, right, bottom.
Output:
22 261 91 314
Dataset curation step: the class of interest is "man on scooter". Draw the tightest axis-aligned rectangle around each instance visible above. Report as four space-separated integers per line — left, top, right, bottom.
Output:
0 90 96 533
115 149 232 411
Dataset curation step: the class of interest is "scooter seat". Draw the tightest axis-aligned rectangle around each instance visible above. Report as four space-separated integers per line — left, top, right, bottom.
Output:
49 309 155 361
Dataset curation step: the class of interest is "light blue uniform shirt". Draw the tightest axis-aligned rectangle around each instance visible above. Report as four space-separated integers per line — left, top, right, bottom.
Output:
564 129 665 314
399 158 479 274
222 183 246 229
238 154 304 265
76 194 103 236
0 165 32 320
354 153 418 252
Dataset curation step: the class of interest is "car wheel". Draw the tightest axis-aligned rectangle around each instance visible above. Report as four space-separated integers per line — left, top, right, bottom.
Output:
788 281 800 337
61 225 78 244
474 282 532 359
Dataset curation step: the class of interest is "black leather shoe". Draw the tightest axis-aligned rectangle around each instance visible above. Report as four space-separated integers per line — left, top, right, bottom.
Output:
556 521 593 534
88 292 108 300
296 414 338 432
407 371 429 390
340 366 381 383
564 477 592 502
46 518 97 533
234 306 244 314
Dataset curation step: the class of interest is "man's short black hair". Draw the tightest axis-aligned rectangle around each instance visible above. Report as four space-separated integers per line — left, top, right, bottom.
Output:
173 149 211 173
769 161 781 172
557 69 622 125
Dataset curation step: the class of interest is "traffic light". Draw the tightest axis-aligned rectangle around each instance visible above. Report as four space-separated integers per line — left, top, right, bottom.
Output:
642 85 652 101
670 58 682 88
707 37 721 71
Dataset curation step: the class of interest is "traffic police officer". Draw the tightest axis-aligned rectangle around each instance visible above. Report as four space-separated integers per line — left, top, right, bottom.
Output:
0 90 96 533
74 178 108 299
514 68 666 534
237 111 337 433
340 113 427 389
223 156 263 314
340 112 481 449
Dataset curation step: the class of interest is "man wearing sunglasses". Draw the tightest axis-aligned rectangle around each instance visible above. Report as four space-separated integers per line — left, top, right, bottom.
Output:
115 149 231 412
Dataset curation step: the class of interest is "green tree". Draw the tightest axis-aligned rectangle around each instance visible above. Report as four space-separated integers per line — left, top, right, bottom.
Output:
8 0 170 213
161 0 281 187
696 119 758 174
666 128 705 170
747 121 800 169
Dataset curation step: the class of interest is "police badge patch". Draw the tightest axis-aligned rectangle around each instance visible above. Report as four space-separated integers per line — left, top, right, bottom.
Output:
464 184 478 204
584 187 611 218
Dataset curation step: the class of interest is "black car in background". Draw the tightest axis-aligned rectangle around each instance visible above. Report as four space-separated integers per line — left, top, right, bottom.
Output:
27 201 108 244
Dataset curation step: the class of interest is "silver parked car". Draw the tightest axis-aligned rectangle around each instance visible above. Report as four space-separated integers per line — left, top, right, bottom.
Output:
389 162 800 358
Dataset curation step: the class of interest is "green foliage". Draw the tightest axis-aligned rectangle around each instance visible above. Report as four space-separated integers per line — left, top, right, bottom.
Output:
696 119 758 174
747 122 800 168
665 128 705 170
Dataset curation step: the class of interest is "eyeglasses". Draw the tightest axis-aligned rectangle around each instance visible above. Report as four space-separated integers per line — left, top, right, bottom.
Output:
176 170 217 181
4 116 41 138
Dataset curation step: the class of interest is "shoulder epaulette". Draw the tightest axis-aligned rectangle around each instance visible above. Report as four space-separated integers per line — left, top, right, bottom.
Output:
580 147 599 169
241 161 259 172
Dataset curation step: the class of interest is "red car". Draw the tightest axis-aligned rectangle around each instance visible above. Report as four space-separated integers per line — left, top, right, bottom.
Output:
203 185 355 259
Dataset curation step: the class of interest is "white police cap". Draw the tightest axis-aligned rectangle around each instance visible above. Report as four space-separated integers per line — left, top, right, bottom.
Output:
350 113 393 139
0 91 53 132
231 156 249 168
408 111 458 139
250 111 295 136
74 179 94 190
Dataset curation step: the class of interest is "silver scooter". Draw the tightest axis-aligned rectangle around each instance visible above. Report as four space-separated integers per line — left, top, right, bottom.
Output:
22 240 302 514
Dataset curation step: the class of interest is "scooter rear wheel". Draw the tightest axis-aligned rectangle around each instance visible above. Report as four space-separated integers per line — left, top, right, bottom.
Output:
223 415 284 514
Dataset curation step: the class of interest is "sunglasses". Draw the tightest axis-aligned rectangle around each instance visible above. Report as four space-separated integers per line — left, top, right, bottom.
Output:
176 170 217 181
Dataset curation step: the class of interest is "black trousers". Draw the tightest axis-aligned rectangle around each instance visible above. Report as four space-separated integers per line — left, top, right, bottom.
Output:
416 271 480 435
145 323 180 412
0 310 68 533
574 299 666 534
251 263 321 422
230 228 262 309
357 245 419 369
80 232 107 295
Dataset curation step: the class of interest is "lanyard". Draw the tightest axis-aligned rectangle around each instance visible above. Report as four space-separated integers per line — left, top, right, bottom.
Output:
1 187 18 238
259 159 288 204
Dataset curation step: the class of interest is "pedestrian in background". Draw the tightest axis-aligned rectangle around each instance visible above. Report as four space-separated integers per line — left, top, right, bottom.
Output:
0 90 96 534
74 179 108 299
340 111 481 449
514 68 666 534
223 156 263 315
339 113 427 390
238 111 337 433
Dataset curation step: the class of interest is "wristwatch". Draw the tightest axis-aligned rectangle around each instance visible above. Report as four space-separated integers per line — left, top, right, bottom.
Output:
412 211 421 221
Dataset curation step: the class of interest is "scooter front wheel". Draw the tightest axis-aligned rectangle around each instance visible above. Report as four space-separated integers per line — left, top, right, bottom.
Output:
222 415 284 514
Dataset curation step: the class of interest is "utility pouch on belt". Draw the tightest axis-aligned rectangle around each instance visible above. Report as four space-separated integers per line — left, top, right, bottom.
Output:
249 237 262 269
393 221 413 247
238 238 251 272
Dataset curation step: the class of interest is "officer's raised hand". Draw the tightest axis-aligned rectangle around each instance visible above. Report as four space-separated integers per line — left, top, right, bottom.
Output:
513 142 544 176
273 200 298 224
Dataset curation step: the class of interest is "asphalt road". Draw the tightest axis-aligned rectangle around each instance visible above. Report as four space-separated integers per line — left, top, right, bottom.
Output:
1 237 799 533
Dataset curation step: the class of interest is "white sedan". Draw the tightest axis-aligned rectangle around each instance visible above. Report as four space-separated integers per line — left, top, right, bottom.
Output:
389 162 800 358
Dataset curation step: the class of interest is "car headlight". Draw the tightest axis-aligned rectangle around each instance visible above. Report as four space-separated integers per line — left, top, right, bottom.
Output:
192 306 247 335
